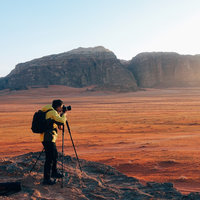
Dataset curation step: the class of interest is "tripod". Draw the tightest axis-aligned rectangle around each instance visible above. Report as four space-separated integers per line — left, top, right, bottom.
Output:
61 123 64 188
30 148 44 173
66 120 82 172
61 120 82 187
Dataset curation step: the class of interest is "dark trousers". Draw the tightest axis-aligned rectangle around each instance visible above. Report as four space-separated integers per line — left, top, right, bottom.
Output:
42 141 58 180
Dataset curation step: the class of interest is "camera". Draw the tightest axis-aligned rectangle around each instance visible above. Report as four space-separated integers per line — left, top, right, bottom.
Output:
62 105 71 113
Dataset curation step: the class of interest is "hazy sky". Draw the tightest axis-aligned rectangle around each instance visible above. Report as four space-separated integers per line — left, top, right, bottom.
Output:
0 0 200 77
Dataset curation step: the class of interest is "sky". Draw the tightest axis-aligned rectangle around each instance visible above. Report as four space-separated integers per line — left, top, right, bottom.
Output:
0 0 200 77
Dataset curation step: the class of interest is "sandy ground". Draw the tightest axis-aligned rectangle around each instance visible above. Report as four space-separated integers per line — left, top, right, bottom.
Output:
1 86 200 194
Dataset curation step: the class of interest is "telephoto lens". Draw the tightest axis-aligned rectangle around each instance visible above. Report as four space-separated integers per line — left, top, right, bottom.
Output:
62 105 71 113
67 105 71 111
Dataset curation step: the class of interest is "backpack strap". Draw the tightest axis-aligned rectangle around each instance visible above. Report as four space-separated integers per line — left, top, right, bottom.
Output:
44 109 53 113
44 109 53 122
44 109 54 132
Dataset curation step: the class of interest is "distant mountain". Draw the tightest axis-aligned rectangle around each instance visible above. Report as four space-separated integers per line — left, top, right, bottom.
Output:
0 47 200 92
127 52 200 88
0 46 137 92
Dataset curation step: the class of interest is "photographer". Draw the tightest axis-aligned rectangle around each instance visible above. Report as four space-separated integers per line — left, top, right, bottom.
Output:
40 99 68 185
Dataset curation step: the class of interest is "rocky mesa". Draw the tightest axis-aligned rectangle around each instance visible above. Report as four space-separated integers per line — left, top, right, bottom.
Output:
127 52 200 88
0 47 200 92
0 46 137 92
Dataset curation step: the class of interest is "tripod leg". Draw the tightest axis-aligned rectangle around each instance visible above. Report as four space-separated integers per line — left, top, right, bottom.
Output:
30 148 44 173
66 121 82 172
61 124 64 188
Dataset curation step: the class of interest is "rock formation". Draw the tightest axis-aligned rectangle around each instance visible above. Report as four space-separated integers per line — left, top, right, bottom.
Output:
0 46 137 92
1 152 200 199
127 52 200 88
1 47 200 92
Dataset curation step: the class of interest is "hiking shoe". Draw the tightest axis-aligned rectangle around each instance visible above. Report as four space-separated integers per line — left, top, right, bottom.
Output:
51 172 64 179
42 178 56 185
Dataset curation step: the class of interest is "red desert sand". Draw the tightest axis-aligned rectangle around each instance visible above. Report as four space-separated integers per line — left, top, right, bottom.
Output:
1 86 200 194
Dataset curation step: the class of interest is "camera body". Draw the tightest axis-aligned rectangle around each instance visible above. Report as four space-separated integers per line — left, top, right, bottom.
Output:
62 105 71 113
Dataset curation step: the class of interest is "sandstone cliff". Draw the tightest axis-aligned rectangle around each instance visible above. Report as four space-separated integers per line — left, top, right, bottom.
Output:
128 52 200 88
1 48 200 92
0 46 137 92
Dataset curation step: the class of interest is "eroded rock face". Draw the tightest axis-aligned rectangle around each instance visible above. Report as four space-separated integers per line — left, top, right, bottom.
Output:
1 48 200 92
128 52 200 88
0 46 138 92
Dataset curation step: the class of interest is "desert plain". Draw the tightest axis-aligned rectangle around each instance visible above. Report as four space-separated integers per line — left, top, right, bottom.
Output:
1 86 200 194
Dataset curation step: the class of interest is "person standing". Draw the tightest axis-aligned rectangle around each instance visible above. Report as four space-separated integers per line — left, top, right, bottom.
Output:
40 99 66 185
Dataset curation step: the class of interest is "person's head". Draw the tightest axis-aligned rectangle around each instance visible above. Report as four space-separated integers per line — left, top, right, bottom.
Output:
52 99 63 113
